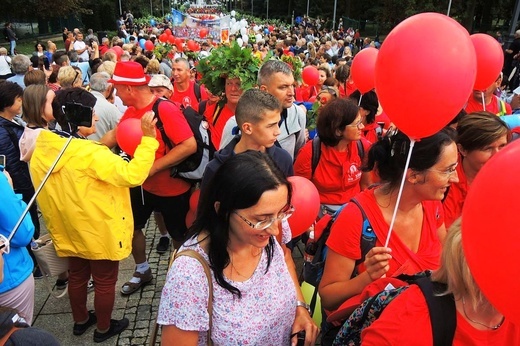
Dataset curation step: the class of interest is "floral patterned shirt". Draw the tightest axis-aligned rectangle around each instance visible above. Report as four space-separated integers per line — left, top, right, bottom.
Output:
157 236 297 345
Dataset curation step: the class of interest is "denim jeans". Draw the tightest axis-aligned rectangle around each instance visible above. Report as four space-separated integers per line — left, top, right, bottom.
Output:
9 40 16 55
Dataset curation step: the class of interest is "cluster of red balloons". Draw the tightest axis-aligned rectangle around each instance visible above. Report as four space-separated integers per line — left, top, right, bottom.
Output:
349 13 503 140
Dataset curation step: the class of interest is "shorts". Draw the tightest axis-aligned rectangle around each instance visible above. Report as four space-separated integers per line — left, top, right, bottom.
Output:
130 187 190 241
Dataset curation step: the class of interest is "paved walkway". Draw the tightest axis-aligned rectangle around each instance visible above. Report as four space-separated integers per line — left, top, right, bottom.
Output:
31 216 306 345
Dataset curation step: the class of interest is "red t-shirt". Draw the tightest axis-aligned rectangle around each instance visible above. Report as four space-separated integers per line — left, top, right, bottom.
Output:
171 80 208 111
362 285 520 345
465 95 512 115
443 155 467 229
294 139 370 205
362 122 379 144
327 188 443 276
120 98 193 196
298 85 319 102
204 103 235 150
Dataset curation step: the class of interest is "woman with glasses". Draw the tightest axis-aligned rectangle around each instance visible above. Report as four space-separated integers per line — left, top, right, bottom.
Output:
443 112 510 228
294 98 372 216
316 85 339 107
158 151 319 345
318 128 458 343
57 66 82 89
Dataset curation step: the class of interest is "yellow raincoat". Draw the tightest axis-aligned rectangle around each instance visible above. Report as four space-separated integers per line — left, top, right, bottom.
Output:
30 130 158 261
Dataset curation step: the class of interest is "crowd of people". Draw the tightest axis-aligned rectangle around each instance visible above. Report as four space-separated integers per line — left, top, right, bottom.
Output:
0 11 519 345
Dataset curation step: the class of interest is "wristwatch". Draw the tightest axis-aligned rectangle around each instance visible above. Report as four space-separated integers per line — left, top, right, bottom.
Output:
296 300 312 314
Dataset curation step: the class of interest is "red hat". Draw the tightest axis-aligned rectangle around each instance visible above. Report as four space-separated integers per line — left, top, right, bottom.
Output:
326 277 408 323
108 61 151 86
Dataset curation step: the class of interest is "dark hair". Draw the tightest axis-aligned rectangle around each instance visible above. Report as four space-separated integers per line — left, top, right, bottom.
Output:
34 42 46 51
47 65 61 84
53 50 69 66
334 64 350 83
235 88 281 126
365 128 456 188
0 81 24 112
457 111 510 152
448 109 466 127
349 90 378 124
52 87 96 132
187 151 292 298
316 98 359 147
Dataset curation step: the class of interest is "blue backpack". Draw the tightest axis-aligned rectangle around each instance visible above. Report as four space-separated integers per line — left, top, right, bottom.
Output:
332 276 456 346
302 198 376 316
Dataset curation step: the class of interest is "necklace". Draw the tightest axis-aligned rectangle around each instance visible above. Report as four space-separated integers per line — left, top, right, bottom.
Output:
462 297 505 330
229 249 262 280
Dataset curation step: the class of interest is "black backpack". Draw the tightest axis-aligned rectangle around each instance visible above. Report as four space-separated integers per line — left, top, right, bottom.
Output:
152 98 216 183
311 136 364 178
332 276 456 346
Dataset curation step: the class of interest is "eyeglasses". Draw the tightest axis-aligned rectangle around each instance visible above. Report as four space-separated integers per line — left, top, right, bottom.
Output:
428 162 458 179
320 85 338 98
233 205 295 230
347 118 363 129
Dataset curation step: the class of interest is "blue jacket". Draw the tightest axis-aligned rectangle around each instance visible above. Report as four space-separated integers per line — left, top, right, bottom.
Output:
0 117 33 193
0 170 34 294
200 135 294 195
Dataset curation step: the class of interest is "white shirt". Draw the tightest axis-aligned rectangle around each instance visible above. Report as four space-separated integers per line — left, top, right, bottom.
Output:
73 40 89 62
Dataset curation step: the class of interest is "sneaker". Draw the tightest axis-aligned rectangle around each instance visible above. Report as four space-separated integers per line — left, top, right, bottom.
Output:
93 318 129 343
156 236 170 254
73 310 97 336
56 278 68 290
33 267 44 279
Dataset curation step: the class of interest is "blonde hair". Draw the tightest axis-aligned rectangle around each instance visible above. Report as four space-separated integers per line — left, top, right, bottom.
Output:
46 40 57 52
102 51 117 62
0 47 7 55
145 59 160 75
58 66 82 88
97 61 116 76
431 218 488 310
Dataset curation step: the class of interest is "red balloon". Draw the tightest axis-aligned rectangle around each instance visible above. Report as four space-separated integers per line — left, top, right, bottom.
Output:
199 28 208 38
144 40 154 51
375 13 476 139
189 189 200 211
185 210 196 228
175 37 183 46
187 40 198 51
111 46 123 58
159 33 168 43
350 47 378 94
164 28 172 36
116 118 143 156
471 34 504 91
302 66 320 86
268 25 274 32
167 35 176 44
287 176 320 238
462 140 520 325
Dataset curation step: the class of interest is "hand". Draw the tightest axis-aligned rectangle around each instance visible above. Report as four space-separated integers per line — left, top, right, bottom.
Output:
291 308 319 346
141 111 157 138
364 246 392 281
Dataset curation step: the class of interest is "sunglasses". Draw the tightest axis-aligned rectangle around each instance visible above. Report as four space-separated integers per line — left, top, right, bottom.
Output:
320 85 338 98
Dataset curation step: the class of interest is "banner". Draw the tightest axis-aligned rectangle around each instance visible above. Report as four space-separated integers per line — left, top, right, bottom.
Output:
171 9 229 42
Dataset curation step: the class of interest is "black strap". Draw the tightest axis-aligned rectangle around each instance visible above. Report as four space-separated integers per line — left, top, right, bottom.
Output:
198 100 208 116
349 198 376 277
152 98 174 150
311 137 364 178
0 124 20 155
415 277 457 346
194 82 201 102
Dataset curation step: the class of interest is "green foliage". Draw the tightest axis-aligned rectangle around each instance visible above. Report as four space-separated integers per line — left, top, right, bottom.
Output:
306 101 320 131
197 41 261 97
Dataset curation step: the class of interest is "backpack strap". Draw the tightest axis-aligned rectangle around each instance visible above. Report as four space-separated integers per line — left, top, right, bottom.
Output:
356 139 364 160
152 98 174 150
350 198 376 277
194 82 201 102
0 326 20 345
415 277 456 346
311 136 321 178
0 124 20 155
198 99 208 116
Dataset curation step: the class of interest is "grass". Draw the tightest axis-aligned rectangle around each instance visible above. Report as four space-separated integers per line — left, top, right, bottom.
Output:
1 34 64 55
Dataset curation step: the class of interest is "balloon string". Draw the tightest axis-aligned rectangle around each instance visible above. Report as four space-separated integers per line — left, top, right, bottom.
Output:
384 139 416 248
358 94 363 107
481 91 486 112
